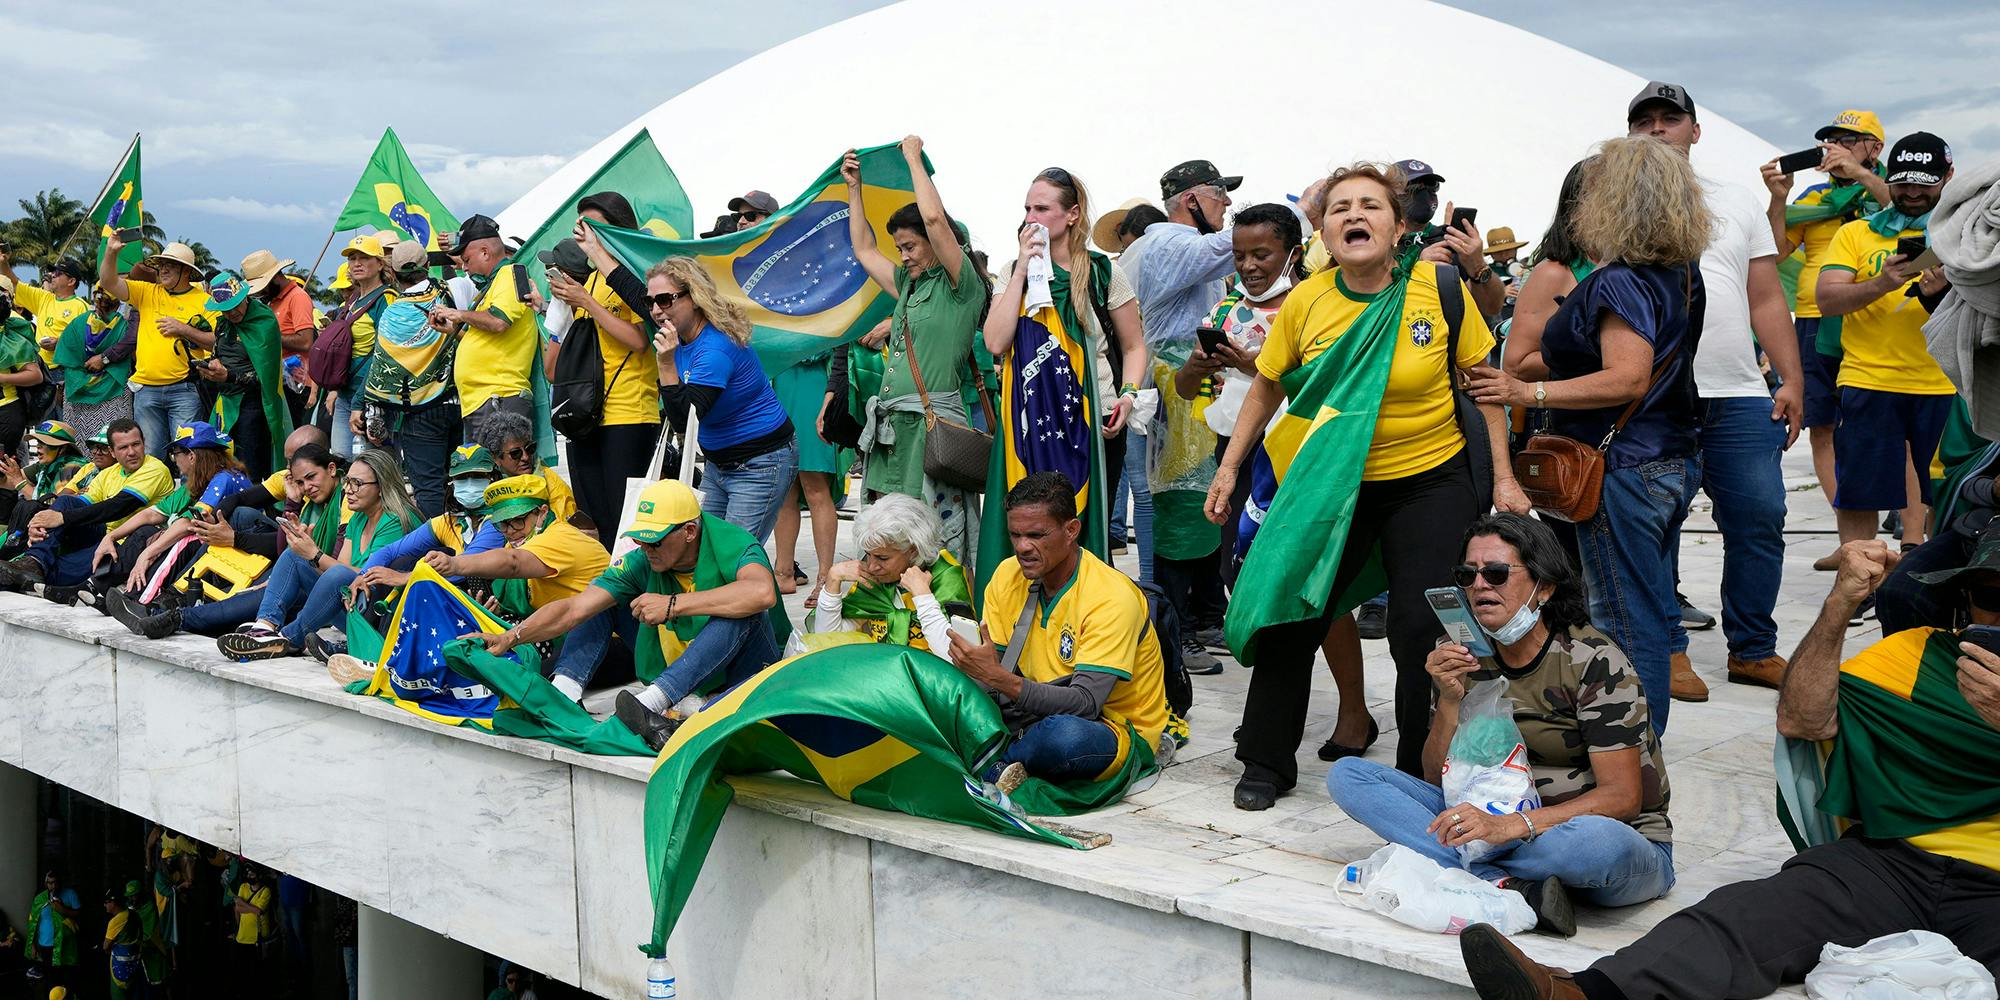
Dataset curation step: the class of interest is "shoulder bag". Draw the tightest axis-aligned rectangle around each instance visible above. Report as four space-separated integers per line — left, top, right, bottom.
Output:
900 293 995 492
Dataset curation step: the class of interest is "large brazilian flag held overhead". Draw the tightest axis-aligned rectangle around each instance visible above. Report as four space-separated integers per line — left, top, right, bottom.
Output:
335 127 461 251
511 128 693 295
586 142 922 374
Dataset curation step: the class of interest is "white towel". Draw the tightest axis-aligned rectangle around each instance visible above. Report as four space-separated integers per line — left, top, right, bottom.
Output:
1023 223 1055 313
1924 156 2000 437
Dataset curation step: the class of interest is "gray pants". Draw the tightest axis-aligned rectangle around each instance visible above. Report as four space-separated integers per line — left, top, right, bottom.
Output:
1593 836 2000 999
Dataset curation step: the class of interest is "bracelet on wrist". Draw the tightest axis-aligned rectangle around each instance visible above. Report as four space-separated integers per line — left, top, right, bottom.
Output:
1520 811 1539 841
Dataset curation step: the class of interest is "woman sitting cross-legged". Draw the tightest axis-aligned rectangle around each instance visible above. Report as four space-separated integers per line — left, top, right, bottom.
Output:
217 448 417 661
802 493 971 653
1328 513 1673 937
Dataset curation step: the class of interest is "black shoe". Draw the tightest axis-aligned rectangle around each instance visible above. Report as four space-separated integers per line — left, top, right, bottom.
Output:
1233 777 1279 811
1195 626 1226 650
615 690 682 752
133 606 183 641
1355 600 1388 640
1316 717 1380 762
788 562 809 586
1507 875 1577 937
217 628 298 662
0 556 45 593
1848 594 1876 628
1676 592 1716 631
303 631 346 663
1182 637 1223 675
41 583 82 606
1883 510 1902 537
107 589 148 631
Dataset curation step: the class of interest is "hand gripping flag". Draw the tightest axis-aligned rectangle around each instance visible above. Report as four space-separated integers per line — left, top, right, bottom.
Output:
585 142 924 374
511 129 693 295
335 128 461 251
88 135 145 270
345 562 524 727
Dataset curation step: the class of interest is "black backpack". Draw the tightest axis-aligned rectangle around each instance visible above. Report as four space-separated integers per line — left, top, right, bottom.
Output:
549 315 634 440
1138 580 1192 718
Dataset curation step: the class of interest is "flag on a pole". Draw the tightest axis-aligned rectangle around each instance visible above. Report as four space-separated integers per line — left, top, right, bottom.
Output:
88 135 145 270
335 127 461 251
511 129 693 294
585 142 925 374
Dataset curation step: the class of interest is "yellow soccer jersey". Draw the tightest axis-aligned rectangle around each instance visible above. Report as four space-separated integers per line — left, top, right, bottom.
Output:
1821 221 1952 395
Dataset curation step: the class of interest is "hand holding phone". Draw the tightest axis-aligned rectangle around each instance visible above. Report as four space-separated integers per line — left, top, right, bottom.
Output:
1449 206 1478 234
1775 147 1824 176
1196 325 1228 356
113 227 145 245
1425 587 1496 658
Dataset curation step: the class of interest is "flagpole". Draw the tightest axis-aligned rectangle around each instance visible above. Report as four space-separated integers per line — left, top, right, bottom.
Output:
306 228 340 278
53 132 139 265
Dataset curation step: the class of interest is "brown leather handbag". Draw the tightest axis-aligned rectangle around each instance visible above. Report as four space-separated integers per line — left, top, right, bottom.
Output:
897 296 996 493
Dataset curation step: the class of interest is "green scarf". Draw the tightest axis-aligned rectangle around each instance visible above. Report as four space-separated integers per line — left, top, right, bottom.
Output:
301 479 346 558
630 514 792 684
1783 167 1886 227
1223 266 1401 664
810 551 971 649
211 299 293 473
1866 205 1931 238
52 310 135 405
28 888 78 966
0 316 36 371
27 454 85 497
1819 630 2000 838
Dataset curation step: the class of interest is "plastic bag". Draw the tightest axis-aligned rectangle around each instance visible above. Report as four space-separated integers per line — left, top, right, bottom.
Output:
1335 844 1535 935
1440 678 1541 864
1805 930 1997 1000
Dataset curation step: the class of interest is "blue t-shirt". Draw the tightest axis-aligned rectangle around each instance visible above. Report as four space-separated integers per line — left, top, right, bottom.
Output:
675 323 790 451
37 888 78 946
1541 262 1705 469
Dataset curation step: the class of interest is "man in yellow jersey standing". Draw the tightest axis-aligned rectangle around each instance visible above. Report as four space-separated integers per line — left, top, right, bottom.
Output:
0 252 91 368
425 215 541 447
97 230 210 459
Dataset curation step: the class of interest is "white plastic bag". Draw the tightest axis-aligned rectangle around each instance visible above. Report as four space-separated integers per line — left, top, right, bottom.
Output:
1805 930 1997 1000
1440 679 1541 864
1334 844 1535 935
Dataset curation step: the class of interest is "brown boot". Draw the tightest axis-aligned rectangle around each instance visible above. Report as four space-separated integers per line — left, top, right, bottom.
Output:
1460 923 1586 1000
1669 651 1708 703
1727 653 1786 690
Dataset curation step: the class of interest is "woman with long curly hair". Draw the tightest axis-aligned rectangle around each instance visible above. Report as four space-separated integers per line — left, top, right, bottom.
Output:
1468 135 1716 735
646 256 797 542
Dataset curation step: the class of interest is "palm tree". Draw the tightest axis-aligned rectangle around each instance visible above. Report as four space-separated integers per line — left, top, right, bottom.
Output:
173 237 219 271
71 210 166 265
4 189 89 267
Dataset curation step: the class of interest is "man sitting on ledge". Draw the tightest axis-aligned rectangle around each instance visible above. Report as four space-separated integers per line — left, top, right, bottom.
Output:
467 480 784 750
1458 538 2000 1000
0 418 173 598
949 472 1168 793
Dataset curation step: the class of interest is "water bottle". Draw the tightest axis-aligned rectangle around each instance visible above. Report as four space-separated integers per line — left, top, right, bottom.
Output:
646 956 677 998
1337 853 1385 897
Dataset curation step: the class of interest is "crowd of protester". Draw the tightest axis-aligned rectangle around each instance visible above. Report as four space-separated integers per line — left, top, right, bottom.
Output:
4 79 1998 998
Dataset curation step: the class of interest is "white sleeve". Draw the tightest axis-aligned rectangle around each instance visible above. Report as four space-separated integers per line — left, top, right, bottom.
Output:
809 585 858 634
912 593 953 653
1106 259 1137 310
1741 185 1779 259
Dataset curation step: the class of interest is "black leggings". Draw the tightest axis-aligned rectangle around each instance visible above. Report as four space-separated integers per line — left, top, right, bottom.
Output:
566 421 662 549
0 401 23 460
1236 449 1480 786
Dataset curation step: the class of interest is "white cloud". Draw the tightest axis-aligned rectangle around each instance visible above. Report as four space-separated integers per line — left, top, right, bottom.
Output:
177 197 331 225
420 152 570 211
0 124 133 170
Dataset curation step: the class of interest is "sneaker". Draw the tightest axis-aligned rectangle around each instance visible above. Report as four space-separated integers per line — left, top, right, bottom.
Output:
40 583 82 606
1726 654 1786 690
1181 636 1223 675
1505 875 1577 937
1355 599 1389 641
303 631 347 664
1676 592 1716 631
1195 626 1227 651
1669 652 1708 702
325 653 375 686
1848 595 1875 628
0 555 45 592
217 629 297 662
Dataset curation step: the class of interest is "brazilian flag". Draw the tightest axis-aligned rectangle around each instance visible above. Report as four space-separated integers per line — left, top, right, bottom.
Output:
511 128 693 295
586 142 924 375
87 135 145 270
335 127 461 251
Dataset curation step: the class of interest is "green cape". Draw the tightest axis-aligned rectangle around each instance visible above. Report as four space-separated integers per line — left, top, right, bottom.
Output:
211 298 293 473
52 310 135 405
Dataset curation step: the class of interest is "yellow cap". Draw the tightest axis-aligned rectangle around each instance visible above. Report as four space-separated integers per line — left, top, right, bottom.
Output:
1816 109 1884 143
341 234 387 260
51 988 69 1000
623 480 701 542
329 262 351 291
483 474 551 521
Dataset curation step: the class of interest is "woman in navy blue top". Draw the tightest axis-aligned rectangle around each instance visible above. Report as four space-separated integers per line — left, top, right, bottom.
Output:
645 257 797 543
1467 136 1713 736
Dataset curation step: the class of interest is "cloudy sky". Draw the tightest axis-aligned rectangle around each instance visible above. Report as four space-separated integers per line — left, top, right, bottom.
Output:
5 0 1994 279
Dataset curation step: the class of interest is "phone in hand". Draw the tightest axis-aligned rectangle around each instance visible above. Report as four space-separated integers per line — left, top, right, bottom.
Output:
1776 147 1825 175
1894 235 1929 262
1449 206 1478 233
113 227 145 244
1960 625 2000 659
1196 325 1229 357
1424 586 1496 658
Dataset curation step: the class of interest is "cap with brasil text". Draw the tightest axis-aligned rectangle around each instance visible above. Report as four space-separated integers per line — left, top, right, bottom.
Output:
1627 80 1696 122
623 480 702 543
1886 132 1951 186
483 474 551 522
1816 109 1884 143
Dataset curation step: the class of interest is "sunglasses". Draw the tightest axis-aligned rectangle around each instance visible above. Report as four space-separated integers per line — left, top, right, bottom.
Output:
737 211 770 224
647 290 688 310
343 477 378 490
1452 562 1529 588
1965 584 2000 613
1037 166 1076 189
502 446 535 462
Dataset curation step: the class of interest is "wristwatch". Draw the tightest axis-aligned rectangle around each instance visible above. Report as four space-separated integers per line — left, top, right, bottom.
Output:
1468 267 1495 285
1534 382 1547 405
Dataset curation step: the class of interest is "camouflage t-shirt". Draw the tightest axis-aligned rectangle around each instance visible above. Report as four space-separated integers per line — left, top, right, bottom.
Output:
1465 625 1672 843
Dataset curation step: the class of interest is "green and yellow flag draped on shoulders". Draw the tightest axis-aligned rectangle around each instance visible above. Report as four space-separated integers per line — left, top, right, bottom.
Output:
804 550 970 651
53 310 134 405
212 298 293 473
1223 269 1403 665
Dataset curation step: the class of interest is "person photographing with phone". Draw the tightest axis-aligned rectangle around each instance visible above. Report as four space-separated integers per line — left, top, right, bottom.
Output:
1456 534 2000 1000
96 230 212 460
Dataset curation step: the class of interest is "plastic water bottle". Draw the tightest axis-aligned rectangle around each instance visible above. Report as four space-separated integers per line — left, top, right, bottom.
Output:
1337 853 1385 897
646 956 677 998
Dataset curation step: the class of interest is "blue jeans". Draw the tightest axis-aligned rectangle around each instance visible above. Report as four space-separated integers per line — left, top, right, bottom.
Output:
254 551 358 647
331 391 356 459
702 441 797 544
22 495 106 585
132 382 203 460
990 714 1121 782
1687 397 1788 660
648 613 781 704
384 401 461 519
547 608 613 687
181 587 265 635
1115 430 1154 586
1580 456 1700 735
1328 757 1676 907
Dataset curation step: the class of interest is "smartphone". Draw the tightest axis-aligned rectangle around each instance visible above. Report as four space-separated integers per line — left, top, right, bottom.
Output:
1424 586 1496 658
1196 325 1229 356
1776 147 1824 175
426 250 456 267
113 227 145 244
1449 206 1478 233
1960 625 2000 658
1895 235 1928 261
947 615 982 648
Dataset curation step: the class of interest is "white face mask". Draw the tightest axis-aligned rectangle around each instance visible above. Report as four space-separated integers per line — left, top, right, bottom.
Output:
1487 596 1542 645
1241 249 1299 303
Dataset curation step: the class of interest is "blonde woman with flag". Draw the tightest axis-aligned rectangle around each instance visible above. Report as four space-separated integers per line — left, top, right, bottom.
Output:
975 167 1148 593
1206 162 1523 811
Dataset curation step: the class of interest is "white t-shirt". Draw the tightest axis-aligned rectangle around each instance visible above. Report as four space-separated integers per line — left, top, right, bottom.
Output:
1692 174 1780 398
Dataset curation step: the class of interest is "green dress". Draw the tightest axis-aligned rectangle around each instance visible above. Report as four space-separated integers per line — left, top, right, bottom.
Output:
861 262 983 498
774 356 840 475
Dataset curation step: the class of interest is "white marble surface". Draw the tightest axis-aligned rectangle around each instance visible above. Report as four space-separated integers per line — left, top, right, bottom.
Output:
114 654 247 849
1251 934 1473 1000
2 620 121 801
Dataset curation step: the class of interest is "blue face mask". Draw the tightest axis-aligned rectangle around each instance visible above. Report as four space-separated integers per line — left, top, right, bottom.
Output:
452 479 490 511
1486 597 1541 645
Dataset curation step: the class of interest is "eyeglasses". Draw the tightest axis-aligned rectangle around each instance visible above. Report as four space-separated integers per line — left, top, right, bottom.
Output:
1452 562 1529 588
343 477 378 490
647 290 688 310
1827 134 1870 149
496 512 538 530
501 446 535 462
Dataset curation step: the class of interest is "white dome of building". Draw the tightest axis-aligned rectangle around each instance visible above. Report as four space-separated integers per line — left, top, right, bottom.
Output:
499 0 1780 258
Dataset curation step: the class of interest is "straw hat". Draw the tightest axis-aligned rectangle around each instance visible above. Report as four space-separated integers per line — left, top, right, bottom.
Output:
239 249 296 295
146 242 202 274
1092 197 1151 254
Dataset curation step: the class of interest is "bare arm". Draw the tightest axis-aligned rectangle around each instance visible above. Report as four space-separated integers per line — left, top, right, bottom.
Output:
1501 262 1574 381
1748 256 1804 447
672 562 778 619
98 236 132 302
843 151 898 295
1530 319 1654 409
1521 748 1645 829
0 367 43 387
1777 541 1894 739
902 136 963 285
437 545 554 581
494 585 619 651
1817 263 1912 318
1422 698 1459 784
1107 299 1147 394
983 259 1027 357
1468 273 1504 320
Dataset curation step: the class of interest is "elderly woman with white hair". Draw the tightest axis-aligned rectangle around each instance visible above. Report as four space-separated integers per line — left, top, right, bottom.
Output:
804 493 972 653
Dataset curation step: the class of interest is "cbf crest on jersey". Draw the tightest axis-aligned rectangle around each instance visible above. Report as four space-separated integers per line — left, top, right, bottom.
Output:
1410 317 1435 347
1058 626 1077 662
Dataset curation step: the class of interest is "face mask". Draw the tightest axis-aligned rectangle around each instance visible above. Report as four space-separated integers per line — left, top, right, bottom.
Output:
1242 251 1298 303
1404 189 1439 227
1187 191 1220 236
452 480 489 510
1486 597 1541 645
